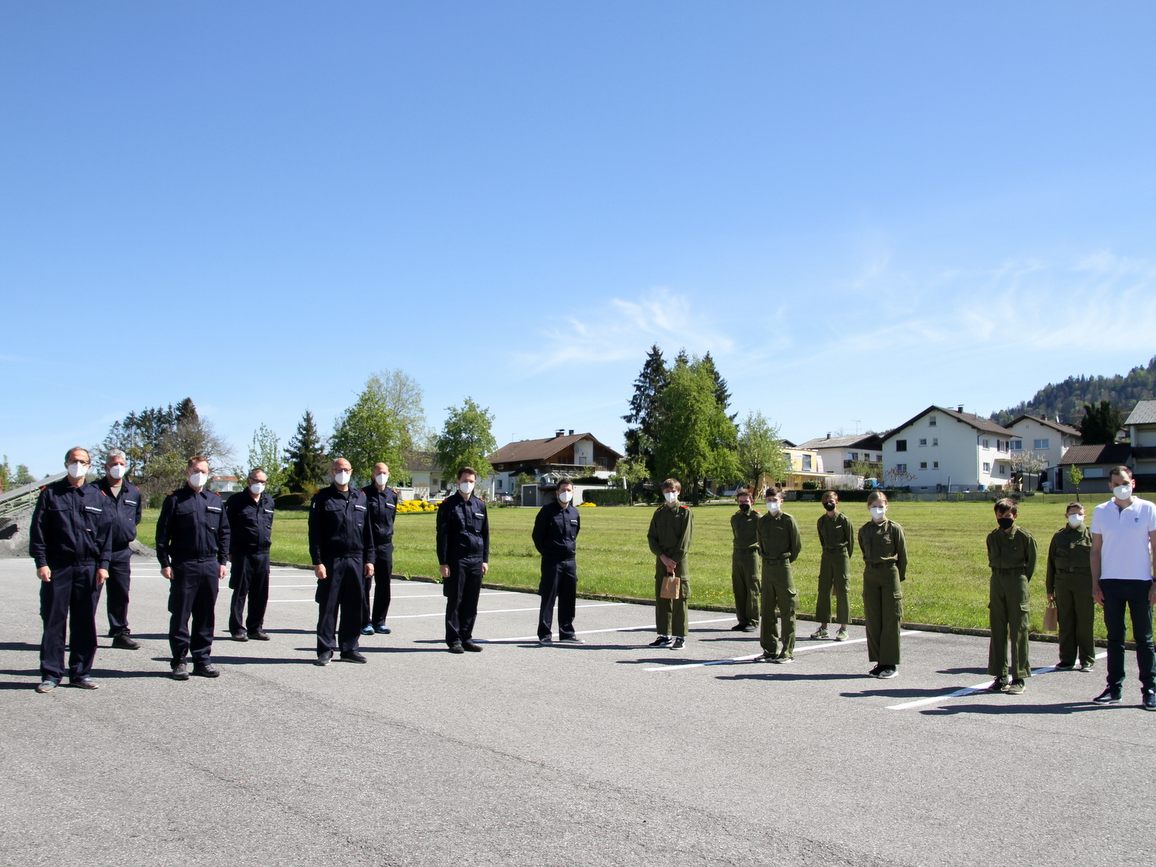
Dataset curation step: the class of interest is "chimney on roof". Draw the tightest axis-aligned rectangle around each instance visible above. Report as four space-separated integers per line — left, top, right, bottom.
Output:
957 405 964 413
554 429 564 438
568 429 574 436
826 432 831 439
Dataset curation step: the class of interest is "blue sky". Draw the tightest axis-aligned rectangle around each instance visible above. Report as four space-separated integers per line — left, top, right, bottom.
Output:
4 2 1155 477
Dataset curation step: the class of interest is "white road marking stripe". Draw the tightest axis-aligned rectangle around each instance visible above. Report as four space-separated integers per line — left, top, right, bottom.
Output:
644 630 925 672
885 650 1109 710
262 601 627 617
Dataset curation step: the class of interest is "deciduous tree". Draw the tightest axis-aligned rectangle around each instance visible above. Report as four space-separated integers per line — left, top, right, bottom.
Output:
435 397 497 482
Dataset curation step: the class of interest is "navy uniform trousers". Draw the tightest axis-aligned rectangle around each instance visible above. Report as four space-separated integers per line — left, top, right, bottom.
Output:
105 549 133 637
444 558 484 645
316 556 364 654
229 551 271 635
538 557 578 640
168 557 220 664
40 561 103 681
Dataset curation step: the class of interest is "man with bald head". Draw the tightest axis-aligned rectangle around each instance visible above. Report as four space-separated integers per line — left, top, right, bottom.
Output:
361 461 398 636
309 457 375 665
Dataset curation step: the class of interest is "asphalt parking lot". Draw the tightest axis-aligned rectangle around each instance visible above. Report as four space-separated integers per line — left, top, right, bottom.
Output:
2 556 1153 866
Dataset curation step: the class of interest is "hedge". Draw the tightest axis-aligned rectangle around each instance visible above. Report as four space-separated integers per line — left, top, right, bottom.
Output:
580 488 632 506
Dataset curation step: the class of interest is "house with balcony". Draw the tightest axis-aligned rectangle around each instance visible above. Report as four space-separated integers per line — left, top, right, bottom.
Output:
1124 399 1156 490
487 429 623 499
881 406 1014 492
1006 415 1082 491
796 432 886 478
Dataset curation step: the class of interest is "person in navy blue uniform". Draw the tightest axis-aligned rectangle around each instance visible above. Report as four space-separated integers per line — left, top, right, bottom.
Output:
532 477 582 644
29 447 113 693
361 461 397 636
436 466 489 653
308 457 375 665
156 455 230 681
225 467 275 642
95 448 142 650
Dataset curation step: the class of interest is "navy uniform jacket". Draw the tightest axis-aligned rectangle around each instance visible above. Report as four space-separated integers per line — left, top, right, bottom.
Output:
532 500 580 563
156 485 230 568
308 486 375 565
225 490 275 556
361 484 398 551
94 477 143 553
436 492 489 565
29 480 114 570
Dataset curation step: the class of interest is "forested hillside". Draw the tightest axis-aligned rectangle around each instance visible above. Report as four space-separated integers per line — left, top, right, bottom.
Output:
991 356 1156 427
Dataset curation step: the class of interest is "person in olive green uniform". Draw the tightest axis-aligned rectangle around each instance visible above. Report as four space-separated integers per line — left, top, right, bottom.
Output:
986 498 1037 695
730 486 761 632
1046 502 1095 672
812 489 853 641
647 478 694 650
757 488 802 663
858 491 907 678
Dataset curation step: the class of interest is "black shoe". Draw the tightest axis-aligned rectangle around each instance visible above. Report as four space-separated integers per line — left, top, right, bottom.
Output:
877 666 897 679
1144 691 1156 711
739 625 755 633
247 630 270 641
71 676 99 690
340 650 367 664
558 635 584 644
193 662 220 678
111 634 140 650
447 642 465 654
649 635 672 648
1055 661 1075 671
671 637 686 650
35 678 60 694
231 631 248 642
988 677 1009 692
462 640 483 653
374 624 391 634
538 636 553 645
730 623 747 632
1093 688 1121 705
316 651 333 666
171 662 190 681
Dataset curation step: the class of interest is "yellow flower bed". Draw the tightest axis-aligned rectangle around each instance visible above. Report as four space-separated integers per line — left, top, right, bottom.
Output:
578 501 597 508
397 499 438 514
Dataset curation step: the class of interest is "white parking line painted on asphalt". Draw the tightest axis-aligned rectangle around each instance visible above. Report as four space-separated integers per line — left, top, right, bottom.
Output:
479 616 736 644
643 630 927 672
265 601 627 617
885 650 1109 710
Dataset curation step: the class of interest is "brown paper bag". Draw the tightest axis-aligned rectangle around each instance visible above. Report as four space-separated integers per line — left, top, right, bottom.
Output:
660 573 681 600
1042 601 1058 632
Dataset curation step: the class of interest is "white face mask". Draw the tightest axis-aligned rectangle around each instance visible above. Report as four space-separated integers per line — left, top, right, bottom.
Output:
870 506 887 522
1067 514 1084 528
664 491 678 505
333 470 351 486
107 464 126 481
558 489 573 504
1113 483 1133 501
766 500 781 514
374 473 389 488
250 483 266 496
459 480 475 496
188 472 208 489
66 462 89 479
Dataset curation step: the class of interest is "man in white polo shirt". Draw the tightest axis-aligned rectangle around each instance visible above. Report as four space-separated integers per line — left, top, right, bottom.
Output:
1090 466 1156 710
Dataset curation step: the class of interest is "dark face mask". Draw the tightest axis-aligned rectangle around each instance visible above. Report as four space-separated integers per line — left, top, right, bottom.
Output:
739 503 750 513
823 501 836 511
997 516 1015 530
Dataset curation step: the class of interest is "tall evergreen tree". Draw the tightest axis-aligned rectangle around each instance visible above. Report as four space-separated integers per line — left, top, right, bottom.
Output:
1078 400 1124 445
622 345 669 477
284 410 329 491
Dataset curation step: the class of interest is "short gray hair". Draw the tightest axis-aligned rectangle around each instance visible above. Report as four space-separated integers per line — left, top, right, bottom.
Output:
106 449 127 463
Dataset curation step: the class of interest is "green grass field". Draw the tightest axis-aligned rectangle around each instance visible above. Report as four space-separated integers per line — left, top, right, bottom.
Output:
138 494 1109 636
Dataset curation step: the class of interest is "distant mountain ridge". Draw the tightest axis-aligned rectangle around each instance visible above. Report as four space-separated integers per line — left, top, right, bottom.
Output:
990 356 1156 428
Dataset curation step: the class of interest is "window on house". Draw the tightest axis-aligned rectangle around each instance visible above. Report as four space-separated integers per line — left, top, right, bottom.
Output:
1011 439 1022 450
920 462 927 470
850 452 858 461
803 455 813 471
919 438 927 447
896 463 907 473
1034 438 1050 450
983 462 991 472
982 438 990 448
933 461 939 469
929 416 937 427
896 440 907 452
932 438 938 447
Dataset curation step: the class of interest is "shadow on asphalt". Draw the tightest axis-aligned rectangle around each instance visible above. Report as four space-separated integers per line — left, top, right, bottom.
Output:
921 701 1107 716
718 672 863 683
210 655 321 665
937 666 989 675
840 686 951 699
0 642 38 652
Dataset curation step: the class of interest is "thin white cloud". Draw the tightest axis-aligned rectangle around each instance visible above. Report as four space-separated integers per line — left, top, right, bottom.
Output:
513 286 738 370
